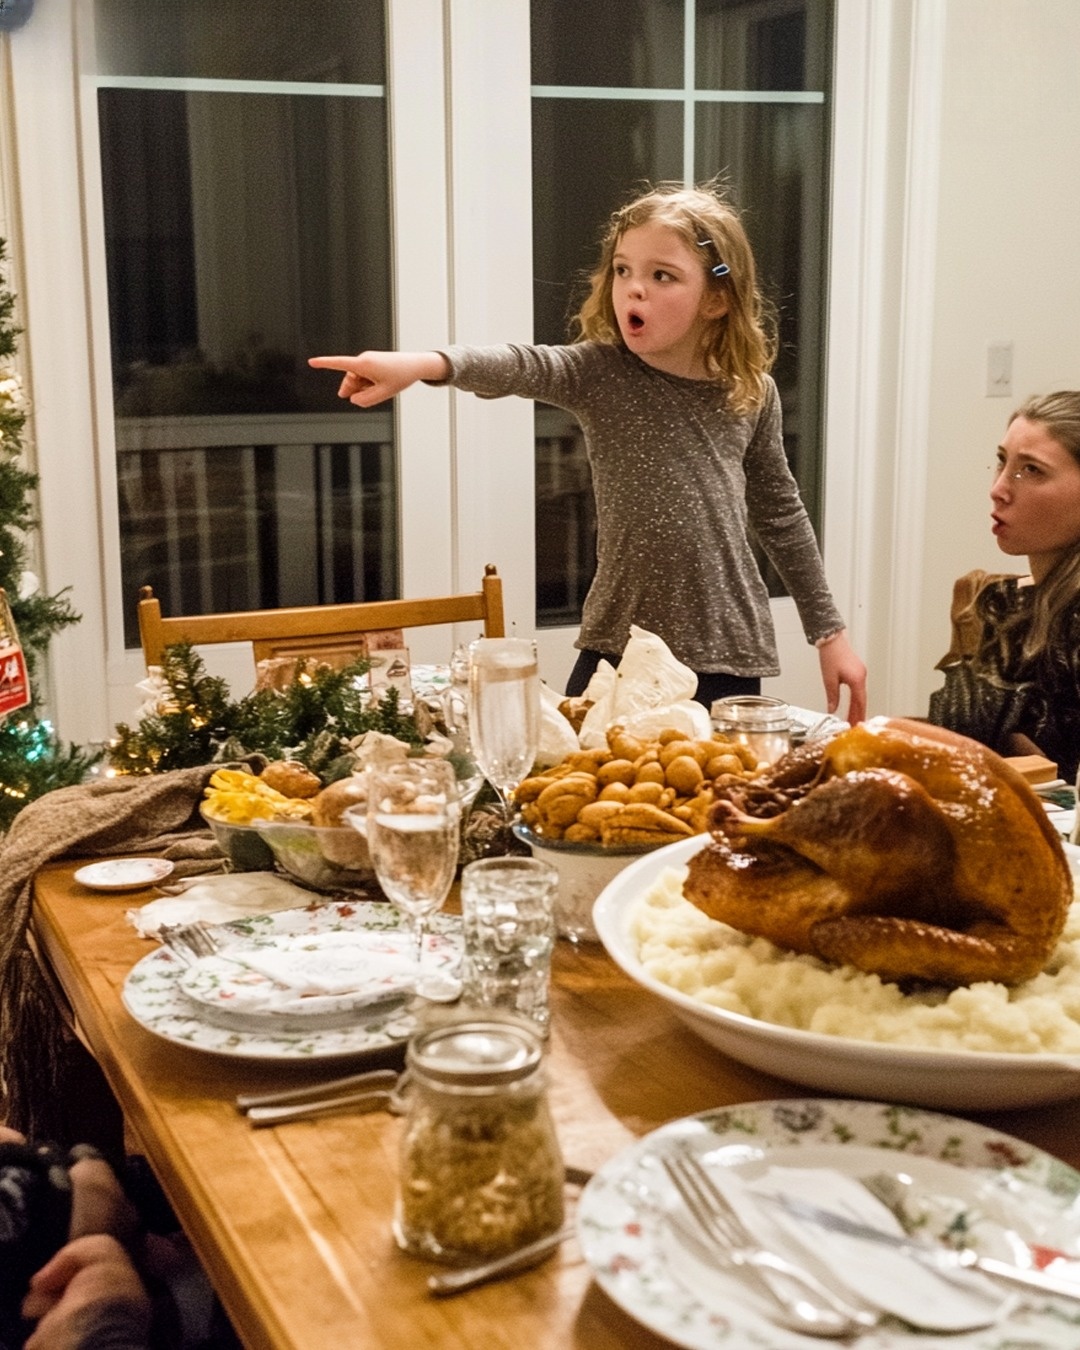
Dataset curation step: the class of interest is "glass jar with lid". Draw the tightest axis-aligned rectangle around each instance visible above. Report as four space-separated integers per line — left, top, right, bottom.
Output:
711 694 792 767
395 1019 565 1264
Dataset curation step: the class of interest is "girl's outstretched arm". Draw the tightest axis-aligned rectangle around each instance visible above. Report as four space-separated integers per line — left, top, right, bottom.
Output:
818 630 867 724
308 351 450 407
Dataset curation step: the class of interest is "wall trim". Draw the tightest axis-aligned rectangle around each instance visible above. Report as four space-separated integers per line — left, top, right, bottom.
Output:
887 0 945 714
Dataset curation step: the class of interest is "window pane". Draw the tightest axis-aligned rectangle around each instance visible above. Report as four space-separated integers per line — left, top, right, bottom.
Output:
532 97 681 626
531 0 833 627
696 0 832 93
94 3 394 649
696 98 831 557
532 99 683 346
531 0 682 88
95 0 384 84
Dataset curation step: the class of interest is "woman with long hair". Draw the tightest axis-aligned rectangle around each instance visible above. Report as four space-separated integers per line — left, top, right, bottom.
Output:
928 390 1080 779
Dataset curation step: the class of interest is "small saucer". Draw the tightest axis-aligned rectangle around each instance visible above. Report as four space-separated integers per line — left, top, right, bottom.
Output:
74 857 175 892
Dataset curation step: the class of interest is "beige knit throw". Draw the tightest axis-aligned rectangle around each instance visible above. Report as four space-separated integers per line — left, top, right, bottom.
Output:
0 764 230 1141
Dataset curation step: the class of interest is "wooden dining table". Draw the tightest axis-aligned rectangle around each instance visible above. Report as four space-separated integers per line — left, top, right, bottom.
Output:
30 858 1080 1350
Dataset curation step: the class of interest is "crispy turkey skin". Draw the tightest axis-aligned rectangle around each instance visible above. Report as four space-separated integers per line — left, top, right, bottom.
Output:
682 718 1071 986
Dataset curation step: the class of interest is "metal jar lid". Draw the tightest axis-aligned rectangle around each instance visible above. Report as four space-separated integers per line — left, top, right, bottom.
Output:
407 1020 544 1087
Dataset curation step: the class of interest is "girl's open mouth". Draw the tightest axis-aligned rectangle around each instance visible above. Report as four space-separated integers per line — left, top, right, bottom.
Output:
627 312 645 334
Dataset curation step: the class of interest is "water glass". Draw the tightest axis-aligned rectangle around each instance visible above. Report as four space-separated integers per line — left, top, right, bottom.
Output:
466 637 541 833
363 758 461 1001
459 856 558 1033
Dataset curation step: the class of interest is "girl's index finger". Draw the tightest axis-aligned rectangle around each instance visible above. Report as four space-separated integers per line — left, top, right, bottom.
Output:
308 355 359 370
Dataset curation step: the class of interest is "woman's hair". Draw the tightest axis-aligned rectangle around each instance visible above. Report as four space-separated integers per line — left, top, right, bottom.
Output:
981 390 1080 667
570 181 777 414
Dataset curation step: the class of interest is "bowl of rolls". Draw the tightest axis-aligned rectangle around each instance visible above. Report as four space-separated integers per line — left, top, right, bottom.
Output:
200 761 373 889
512 724 765 942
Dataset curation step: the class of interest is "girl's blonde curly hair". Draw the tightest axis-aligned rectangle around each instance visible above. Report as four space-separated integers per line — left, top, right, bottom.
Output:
571 182 777 414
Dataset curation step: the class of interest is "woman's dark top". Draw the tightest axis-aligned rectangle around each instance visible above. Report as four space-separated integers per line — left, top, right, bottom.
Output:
927 571 1080 782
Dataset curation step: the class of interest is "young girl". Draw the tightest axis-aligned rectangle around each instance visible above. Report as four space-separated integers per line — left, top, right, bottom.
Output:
311 183 866 722
928 390 1080 780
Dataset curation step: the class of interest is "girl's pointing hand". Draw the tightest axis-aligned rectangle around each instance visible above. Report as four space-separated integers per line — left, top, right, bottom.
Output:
308 351 450 406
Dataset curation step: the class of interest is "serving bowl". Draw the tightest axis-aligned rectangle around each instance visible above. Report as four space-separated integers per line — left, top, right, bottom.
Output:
200 809 277 872
593 833 1080 1111
512 822 669 943
253 819 373 892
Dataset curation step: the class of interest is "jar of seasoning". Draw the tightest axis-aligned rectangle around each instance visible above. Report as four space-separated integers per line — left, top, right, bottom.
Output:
394 1020 565 1264
711 694 792 767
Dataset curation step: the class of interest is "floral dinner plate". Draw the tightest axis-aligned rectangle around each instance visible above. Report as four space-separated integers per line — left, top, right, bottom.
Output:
122 899 462 1060
577 1098 1080 1349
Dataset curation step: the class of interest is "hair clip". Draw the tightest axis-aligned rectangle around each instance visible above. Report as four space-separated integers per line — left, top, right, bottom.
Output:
696 238 730 279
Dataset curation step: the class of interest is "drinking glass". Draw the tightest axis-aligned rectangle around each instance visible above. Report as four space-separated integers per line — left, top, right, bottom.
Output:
363 758 461 1000
460 856 558 1033
440 644 485 811
467 637 540 839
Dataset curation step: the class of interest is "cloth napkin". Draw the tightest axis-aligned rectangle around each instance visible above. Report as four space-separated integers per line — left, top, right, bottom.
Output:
577 626 711 748
537 682 579 767
185 931 417 1015
712 1165 1014 1332
128 871 315 937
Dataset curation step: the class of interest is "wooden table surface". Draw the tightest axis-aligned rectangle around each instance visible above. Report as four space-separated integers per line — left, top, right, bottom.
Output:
31 859 1080 1350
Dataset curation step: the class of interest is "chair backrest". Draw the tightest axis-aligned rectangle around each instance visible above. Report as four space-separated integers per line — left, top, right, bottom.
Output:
137 564 506 669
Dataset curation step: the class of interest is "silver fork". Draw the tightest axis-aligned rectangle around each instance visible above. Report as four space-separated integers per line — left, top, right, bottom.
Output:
662 1145 878 1339
157 921 222 963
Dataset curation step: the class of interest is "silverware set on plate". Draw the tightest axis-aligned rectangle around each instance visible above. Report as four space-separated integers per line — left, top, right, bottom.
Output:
157 920 222 962
661 1143 879 1338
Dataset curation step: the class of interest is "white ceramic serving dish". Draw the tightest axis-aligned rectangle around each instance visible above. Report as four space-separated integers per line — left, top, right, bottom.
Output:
593 834 1080 1111
513 822 665 943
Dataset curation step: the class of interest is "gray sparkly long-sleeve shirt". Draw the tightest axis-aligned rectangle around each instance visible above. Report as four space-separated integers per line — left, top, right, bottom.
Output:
437 341 844 675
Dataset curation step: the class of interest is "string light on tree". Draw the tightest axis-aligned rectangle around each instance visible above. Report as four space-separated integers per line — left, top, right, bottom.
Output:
0 238 98 829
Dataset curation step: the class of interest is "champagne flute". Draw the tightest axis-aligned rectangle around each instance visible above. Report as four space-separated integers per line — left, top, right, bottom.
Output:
440 644 486 812
362 758 461 1001
467 637 541 845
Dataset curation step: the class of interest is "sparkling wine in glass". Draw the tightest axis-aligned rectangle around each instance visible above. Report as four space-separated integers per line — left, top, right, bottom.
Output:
363 758 461 1001
467 637 540 837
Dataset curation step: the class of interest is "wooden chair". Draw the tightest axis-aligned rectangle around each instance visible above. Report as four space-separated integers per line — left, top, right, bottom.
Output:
137 564 506 669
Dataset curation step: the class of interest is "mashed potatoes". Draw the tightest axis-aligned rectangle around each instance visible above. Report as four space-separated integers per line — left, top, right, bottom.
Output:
632 865 1080 1054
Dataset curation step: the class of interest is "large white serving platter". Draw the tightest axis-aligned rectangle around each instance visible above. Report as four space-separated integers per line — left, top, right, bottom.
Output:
592 836 1080 1111
577 1098 1080 1350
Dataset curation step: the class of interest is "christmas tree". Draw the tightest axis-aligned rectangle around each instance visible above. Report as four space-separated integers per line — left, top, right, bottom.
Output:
0 239 98 829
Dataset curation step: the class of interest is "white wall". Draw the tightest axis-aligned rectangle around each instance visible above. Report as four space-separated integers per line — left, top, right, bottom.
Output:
915 0 1080 713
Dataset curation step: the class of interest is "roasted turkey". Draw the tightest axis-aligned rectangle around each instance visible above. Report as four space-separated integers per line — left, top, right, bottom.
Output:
682 717 1072 986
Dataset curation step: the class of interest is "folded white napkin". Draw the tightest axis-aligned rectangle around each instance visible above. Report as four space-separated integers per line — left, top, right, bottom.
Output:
178 930 418 1019
128 872 315 938
226 931 416 997
578 626 711 748
537 682 580 767
718 1165 1014 1332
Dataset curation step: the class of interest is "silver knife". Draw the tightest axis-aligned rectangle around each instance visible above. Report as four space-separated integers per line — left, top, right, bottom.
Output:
768 1193 1080 1302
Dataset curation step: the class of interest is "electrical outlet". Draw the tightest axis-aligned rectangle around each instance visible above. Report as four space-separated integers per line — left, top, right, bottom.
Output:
987 341 1013 398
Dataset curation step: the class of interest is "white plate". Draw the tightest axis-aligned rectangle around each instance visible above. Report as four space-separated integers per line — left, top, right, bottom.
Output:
176 930 420 1032
75 857 175 892
123 899 461 1060
577 1098 1080 1350
593 835 1080 1110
